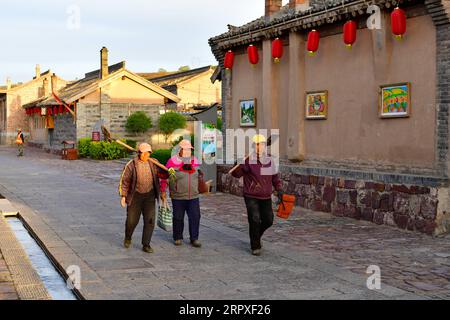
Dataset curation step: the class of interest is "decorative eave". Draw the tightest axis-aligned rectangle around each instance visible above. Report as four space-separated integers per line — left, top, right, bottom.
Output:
209 0 427 65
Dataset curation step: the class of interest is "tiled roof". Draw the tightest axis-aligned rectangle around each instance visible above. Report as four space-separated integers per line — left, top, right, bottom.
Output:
208 0 419 64
140 66 214 88
24 63 126 108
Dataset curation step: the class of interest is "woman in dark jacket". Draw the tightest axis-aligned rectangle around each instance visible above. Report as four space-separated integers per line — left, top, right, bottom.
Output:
231 134 282 256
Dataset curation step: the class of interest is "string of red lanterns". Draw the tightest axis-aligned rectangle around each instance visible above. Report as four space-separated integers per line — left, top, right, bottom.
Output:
224 7 406 66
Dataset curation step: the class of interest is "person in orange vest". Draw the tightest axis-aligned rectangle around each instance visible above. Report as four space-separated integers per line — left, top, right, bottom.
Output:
15 129 24 157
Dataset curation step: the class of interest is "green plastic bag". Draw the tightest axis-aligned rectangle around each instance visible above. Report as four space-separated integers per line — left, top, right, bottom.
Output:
157 199 173 232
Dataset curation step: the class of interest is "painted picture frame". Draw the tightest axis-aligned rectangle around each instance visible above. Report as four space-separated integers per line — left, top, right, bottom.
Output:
239 99 257 127
305 91 328 120
379 82 411 118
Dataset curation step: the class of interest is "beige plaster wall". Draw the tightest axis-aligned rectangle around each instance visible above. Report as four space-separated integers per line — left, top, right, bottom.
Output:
230 14 437 168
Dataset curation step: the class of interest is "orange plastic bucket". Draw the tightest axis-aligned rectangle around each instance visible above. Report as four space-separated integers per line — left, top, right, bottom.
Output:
277 194 296 219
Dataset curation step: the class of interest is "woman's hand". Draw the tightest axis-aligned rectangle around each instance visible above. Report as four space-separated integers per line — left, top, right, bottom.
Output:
121 197 126 208
160 192 167 202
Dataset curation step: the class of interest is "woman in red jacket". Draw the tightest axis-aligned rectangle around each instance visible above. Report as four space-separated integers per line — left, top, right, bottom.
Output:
160 139 202 248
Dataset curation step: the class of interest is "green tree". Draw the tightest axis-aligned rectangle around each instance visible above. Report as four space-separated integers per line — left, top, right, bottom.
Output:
178 66 190 72
125 111 153 135
158 112 187 142
157 68 167 73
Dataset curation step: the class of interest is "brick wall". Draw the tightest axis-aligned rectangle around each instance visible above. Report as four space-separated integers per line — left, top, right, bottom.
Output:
53 114 76 147
76 102 161 142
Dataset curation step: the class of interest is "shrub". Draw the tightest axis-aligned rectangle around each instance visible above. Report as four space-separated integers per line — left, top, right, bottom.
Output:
89 142 104 160
158 112 186 142
101 141 127 160
151 149 172 165
78 138 92 158
125 139 137 150
125 111 153 134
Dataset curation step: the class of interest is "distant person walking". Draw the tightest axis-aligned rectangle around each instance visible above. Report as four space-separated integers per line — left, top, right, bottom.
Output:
160 139 202 248
230 134 282 256
15 129 24 157
119 143 163 254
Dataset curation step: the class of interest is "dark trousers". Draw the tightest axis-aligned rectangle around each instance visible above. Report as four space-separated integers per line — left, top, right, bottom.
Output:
125 191 156 246
244 196 274 250
172 198 201 241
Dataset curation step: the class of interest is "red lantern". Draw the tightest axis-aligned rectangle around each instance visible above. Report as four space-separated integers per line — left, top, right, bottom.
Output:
307 30 320 56
272 38 283 63
224 50 235 70
247 44 259 65
34 107 39 114
59 105 63 114
391 7 406 40
343 21 357 48
53 106 58 115
48 107 52 115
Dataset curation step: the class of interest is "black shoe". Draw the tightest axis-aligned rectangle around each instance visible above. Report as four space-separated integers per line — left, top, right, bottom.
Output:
142 246 154 253
190 240 202 248
124 239 131 248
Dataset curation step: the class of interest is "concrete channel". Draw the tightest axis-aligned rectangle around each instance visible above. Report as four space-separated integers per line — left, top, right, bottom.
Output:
0 195 79 300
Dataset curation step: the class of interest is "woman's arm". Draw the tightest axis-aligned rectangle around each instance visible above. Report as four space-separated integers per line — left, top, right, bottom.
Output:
159 156 178 192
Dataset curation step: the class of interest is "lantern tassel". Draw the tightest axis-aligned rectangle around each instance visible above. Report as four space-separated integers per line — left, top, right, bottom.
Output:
308 51 316 57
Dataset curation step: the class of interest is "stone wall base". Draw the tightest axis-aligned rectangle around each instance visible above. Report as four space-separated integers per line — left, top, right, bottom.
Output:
27 142 63 156
217 165 450 236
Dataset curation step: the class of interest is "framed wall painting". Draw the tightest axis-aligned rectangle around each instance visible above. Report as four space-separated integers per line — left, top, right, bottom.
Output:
239 99 257 127
379 82 411 118
305 90 328 119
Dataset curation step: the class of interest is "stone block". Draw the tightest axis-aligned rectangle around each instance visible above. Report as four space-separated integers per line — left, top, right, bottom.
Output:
373 210 385 225
323 186 336 203
361 208 373 221
420 196 438 220
336 190 349 204
393 213 409 229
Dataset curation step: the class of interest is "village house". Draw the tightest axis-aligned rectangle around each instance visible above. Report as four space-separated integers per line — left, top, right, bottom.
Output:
209 0 450 235
22 47 180 150
139 66 221 112
0 66 68 145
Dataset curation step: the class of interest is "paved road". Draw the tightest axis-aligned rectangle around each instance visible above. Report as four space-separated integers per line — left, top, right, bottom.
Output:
0 252 19 300
0 146 446 299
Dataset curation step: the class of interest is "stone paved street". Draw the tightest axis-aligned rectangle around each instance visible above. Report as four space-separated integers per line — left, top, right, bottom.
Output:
0 252 19 300
0 146 448 299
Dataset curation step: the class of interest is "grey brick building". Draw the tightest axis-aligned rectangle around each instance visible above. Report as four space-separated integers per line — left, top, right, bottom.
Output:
23 47 180 149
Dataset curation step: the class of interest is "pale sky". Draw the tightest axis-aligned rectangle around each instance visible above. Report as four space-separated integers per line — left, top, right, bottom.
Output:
0 0 268 84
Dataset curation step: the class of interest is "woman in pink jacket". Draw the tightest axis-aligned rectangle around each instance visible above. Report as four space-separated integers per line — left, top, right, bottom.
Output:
160 139 202 248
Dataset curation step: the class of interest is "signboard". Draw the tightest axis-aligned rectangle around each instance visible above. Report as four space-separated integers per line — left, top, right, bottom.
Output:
92 131 101 141
201 123 216 164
